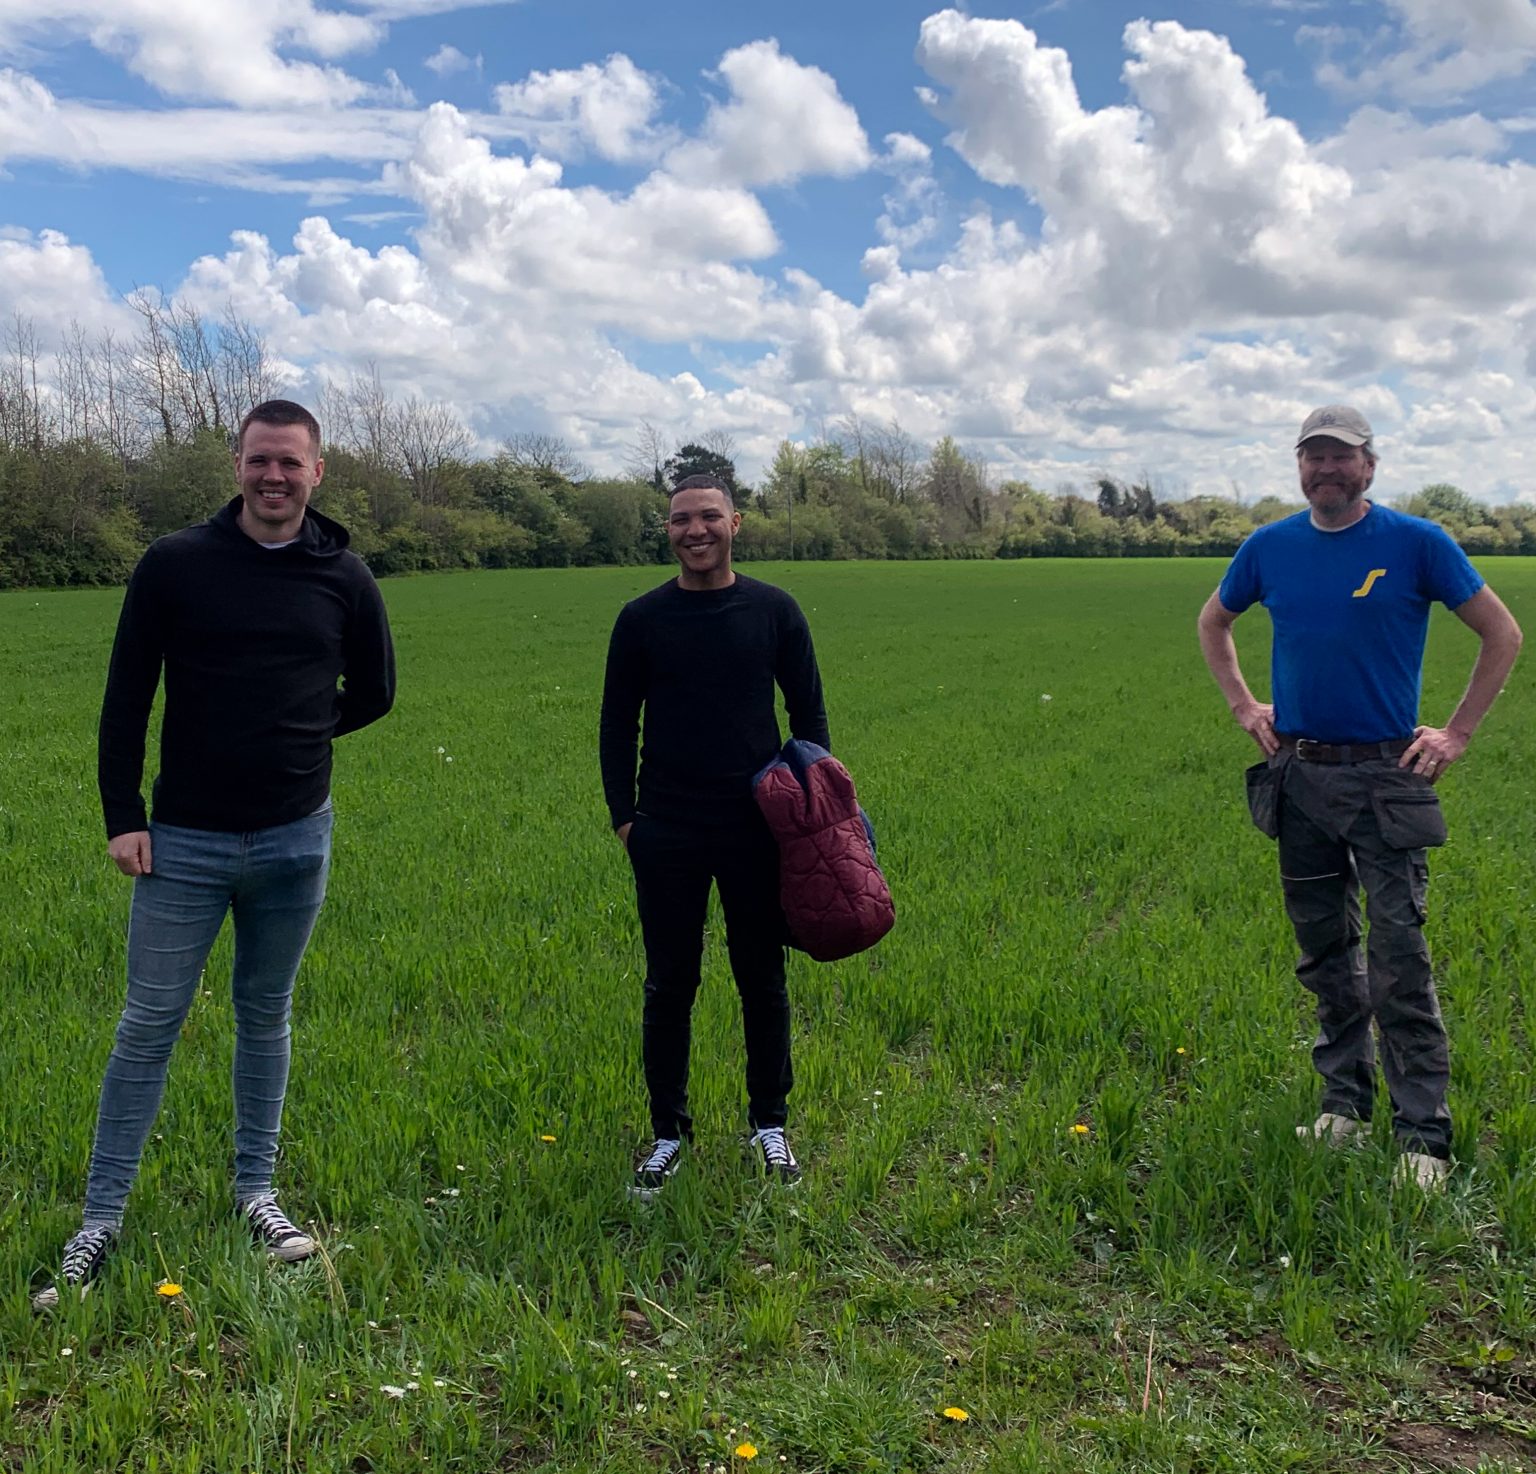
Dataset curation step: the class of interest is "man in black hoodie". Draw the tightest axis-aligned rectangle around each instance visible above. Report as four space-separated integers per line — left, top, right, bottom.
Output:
34 400 395 1310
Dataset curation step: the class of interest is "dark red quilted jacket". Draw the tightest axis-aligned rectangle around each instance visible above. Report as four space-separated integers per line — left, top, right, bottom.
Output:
752 741 896 962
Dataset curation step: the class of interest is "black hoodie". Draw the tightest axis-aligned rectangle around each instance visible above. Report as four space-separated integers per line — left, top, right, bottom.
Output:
98 497 395 837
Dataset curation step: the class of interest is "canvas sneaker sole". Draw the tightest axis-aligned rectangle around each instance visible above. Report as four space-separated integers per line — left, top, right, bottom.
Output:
264 1232 318 1263
1296 1113 1366 1147
31 1278 98 1313
1393 1152 1450 1192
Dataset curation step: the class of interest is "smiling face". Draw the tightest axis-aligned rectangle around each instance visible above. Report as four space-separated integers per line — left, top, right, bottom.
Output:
235 421 323 543
1297 435 1374 522
668 484 740 589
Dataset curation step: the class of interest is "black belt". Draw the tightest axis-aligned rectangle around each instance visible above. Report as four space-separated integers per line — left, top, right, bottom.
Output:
1277 735 1413 764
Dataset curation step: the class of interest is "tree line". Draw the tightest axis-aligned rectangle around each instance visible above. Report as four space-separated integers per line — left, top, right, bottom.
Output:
2 308 1533 590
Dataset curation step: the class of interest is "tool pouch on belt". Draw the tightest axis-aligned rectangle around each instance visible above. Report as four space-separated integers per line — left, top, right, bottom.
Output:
1244 759 1280 840
1372 778 1447 849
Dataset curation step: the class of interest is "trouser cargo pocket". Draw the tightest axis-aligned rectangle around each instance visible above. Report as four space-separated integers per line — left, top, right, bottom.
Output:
1245 759 1280 839
1372 784 1447 849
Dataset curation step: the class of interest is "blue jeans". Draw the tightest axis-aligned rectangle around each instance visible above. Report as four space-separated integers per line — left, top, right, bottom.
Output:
84 806 333 1225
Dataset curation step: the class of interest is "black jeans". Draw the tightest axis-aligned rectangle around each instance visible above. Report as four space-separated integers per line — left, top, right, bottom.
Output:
628 811 791 1140
1253 750 1452 1159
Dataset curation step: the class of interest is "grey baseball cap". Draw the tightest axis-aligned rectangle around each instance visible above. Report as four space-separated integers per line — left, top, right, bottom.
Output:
1296 405 1373 449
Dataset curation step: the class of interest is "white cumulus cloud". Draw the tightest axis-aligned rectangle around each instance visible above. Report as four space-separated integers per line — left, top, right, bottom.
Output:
665 39 872 187
0 229 137 340
424 44 479 78
494 53 665 163
378 104 780 338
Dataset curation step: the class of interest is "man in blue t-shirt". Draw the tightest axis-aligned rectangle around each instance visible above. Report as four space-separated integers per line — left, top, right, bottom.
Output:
1198 406 1522 1191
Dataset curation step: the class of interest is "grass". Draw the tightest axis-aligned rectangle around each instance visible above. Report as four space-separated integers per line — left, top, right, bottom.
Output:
2 558 1534 1473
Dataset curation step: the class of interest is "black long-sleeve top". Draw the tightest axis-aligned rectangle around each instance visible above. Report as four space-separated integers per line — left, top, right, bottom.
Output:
599 574 830 830
98 497 395 838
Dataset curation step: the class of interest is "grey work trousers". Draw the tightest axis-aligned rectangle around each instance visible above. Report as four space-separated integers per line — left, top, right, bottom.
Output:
1247 749 1452 1159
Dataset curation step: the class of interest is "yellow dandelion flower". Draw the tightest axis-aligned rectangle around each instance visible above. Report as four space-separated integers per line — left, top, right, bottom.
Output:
156 1282 184 1298
735 1443 759 1460
942 1406 970 1422
1071 1123 1090 1136
540 1134 557 1143
1176 1047 1187 1056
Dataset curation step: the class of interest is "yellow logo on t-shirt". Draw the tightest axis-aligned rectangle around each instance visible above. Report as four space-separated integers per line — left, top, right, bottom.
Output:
1352 568 1387 598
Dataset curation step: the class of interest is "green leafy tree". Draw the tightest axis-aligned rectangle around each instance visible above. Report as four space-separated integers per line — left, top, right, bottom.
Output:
128 428 233 537
1249 495 1301 526
311 484 382 560
1399 483 1491 530
573 480 657 566
664 442 738 494
922 436 993 543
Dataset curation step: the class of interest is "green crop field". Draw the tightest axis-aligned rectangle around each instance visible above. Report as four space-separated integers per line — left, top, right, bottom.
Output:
3 559 1534 1473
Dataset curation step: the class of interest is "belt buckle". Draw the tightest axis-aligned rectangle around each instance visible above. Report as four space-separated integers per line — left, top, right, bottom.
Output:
1295 738 1324 762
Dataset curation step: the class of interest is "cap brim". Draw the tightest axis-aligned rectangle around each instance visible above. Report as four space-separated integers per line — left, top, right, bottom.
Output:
1296 430 1369 449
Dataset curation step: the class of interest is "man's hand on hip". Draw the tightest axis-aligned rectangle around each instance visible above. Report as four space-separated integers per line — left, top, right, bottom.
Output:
1232 698 1279 756
108 831 153 876
1401 725 1468 783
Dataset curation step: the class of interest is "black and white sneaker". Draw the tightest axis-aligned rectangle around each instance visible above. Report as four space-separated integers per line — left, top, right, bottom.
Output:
630 1138 683 1200
32 1224 117 1311
750 1127 801 1185
243 1195 318 1262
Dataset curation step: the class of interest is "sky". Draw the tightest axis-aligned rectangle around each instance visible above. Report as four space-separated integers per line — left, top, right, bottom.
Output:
2 0 1535 501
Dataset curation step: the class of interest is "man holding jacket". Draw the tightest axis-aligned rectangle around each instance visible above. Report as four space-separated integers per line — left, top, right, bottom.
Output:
35 399 394 1309
599 473 829 1199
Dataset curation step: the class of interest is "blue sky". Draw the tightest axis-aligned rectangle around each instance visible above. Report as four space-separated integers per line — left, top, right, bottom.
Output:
3 0 1535 498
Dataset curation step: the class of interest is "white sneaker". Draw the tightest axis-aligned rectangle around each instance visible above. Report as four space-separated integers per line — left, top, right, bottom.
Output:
1393 1152 1450 1192
1296 1112 1366 1146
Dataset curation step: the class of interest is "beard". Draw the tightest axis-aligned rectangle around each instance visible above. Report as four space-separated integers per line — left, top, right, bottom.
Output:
1303 472 1370 508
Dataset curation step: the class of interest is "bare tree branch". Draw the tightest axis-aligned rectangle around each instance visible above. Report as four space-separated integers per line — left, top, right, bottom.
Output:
397 396 473 505
623 418 669 487
500 431 589 482
696 427 737 461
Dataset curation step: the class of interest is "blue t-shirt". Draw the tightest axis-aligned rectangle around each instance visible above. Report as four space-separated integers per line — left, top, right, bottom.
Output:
1218 504 1483 744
